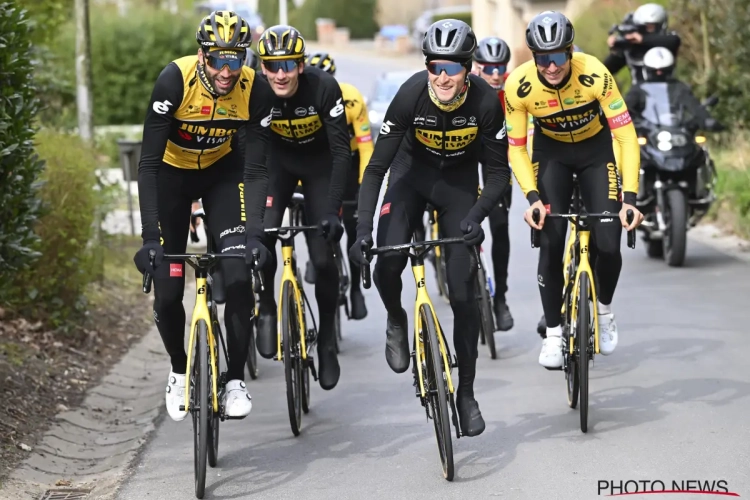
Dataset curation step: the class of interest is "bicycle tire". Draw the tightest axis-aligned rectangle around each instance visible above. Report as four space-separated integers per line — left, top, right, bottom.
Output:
421 305 454 481
476 267 497 360
577 273 591 433
564 290 579 409
282 281 302 436
193 320 209 498
301 355 311 414
207 325 220 468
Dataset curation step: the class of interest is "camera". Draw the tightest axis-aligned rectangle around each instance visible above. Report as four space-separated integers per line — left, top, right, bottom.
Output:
609 12 641 49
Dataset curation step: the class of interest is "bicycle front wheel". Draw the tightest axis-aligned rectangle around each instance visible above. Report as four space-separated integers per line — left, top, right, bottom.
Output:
207 322 220 468
282 281 303 436
476 266 497 359
577 273 591 433
421 305 454 481
192 320 209 498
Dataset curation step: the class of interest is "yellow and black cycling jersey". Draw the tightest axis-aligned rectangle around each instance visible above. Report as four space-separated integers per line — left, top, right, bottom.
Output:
504 52 639 203
340 82 374 183
138 54 274 241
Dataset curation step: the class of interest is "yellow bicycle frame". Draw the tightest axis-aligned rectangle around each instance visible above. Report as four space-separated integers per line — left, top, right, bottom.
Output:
562 223 600 355
430 211 442 260
184 276 221 413
275 245 308 361
411 262 455 398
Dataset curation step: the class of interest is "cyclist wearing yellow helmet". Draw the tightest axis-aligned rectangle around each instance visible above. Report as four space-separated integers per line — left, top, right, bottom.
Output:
133 10 274 422
303 51 373 320
255 26 352 391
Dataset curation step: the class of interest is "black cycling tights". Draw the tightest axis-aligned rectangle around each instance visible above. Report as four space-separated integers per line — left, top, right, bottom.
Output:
151 156 253 380
342 153 361 292
534 131 623 328
260 158 338 346
481 162 513 303
374 164 480 396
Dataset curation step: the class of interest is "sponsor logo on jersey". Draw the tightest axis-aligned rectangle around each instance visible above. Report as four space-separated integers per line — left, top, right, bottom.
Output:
270 115 323 138
415 126 478 151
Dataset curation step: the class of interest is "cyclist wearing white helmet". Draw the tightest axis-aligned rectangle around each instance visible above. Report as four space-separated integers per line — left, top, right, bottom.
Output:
605 3 681 84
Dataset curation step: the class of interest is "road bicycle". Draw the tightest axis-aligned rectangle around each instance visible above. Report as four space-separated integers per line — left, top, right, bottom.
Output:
530 190 635 433
143 245 262 498
359 237 486 481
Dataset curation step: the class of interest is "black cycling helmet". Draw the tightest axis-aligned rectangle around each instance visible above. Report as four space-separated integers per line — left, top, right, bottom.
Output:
525 11 575 52
244 50 259 69
474 37 511 64
196 10 252 49
257 25 306 60
422 19 477 63
306 52 336 75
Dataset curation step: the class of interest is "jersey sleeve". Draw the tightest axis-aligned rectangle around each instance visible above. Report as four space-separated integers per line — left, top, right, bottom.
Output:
137 62 183 241
242 74 274 238
348 87 374 183
467 84 510 222
319 74 352 215
356 78 416 231
504 71 540 204
591 59 640 205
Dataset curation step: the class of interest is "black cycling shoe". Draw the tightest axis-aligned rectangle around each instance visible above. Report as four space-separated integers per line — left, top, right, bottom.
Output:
385 308 410 373
350 288 367 320
317 340 340 390
537 315 547 338
494 300 514 331
256 305 278 360
457 391 485 437
304 261 316 284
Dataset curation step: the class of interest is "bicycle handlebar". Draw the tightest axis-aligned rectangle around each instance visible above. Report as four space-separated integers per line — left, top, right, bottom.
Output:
142 247 264 294
530 208 637 250
360 237 482 290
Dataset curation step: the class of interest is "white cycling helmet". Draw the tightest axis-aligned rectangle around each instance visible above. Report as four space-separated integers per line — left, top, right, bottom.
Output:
633 3 668 31
642 46 674 81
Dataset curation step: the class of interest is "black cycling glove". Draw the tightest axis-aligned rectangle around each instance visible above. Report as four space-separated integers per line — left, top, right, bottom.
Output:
133 240 164 275
460 218 485 246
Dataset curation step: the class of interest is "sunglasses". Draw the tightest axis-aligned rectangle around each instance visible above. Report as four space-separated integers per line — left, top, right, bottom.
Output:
534 51 570 68
478 64 507 75
205 50 246 71
262 59 301 73
427 61 466 77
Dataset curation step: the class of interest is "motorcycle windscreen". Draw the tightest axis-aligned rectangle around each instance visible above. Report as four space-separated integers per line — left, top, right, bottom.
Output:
640 82 683 127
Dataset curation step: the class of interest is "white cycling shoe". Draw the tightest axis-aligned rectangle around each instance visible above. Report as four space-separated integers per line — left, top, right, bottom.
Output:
538 335 563 369
222 380 252 418
598 312 619 355
165 371 188 422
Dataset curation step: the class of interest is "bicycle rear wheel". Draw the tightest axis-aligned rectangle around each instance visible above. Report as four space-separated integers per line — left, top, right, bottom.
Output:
476 266 497 359
192 320 209 498
577 273 591 433
282 281 303 436
421 305 454 481
246 327 259 380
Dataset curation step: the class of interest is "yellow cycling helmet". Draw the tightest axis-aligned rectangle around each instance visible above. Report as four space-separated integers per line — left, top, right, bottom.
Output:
196 10 252 50
306 51 336 75
257 25 306 60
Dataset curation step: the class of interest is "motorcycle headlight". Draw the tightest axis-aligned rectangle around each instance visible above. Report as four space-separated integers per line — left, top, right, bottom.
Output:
657 141 673 151
670 133 688 147
695 135 707 144
657 131 672 142
638 137 647 145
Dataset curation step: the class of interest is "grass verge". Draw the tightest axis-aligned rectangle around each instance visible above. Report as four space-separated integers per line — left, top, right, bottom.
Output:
707 132 750 239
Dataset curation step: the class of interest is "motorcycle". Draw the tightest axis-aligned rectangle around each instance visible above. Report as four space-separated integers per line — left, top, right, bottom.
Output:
633 83 719 267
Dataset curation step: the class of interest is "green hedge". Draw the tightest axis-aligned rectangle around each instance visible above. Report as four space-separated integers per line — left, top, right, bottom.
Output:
431 13 472 27
288 0 379 41
40 5 198 127
0 3 45 289
9 129 116 326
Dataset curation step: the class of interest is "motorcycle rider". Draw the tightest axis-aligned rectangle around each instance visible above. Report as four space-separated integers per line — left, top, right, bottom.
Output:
471 36 514 332
624 47 725 133
604 3 681 85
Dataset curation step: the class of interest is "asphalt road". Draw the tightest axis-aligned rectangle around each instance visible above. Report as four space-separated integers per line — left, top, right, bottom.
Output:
116 54 750 499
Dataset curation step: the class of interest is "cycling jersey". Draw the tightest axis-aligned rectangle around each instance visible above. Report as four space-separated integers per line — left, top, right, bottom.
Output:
504 52 640 205
340 82 374 183
138 54 274 241
358 70 511 227
261 66 351 213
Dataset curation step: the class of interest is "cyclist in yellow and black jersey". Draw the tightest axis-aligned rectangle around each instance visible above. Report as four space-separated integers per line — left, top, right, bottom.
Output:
302 52 374 320
505 11 643 370
133 11 274 422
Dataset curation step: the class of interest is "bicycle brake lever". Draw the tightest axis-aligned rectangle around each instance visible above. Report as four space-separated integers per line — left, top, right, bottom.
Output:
143 248 156 293
626 209 636 249
360 239 372 290
251 248 265 291
531 208 541 248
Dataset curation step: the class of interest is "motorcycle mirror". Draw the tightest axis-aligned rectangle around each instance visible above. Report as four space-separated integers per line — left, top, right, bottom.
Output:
702 95 719 108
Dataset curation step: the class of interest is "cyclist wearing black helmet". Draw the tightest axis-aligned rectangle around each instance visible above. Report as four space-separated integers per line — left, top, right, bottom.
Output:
471 36 514 332
133 10 274 421
350 19 511 437
254 26 352 391
505 11 644 369
302 51 374 320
